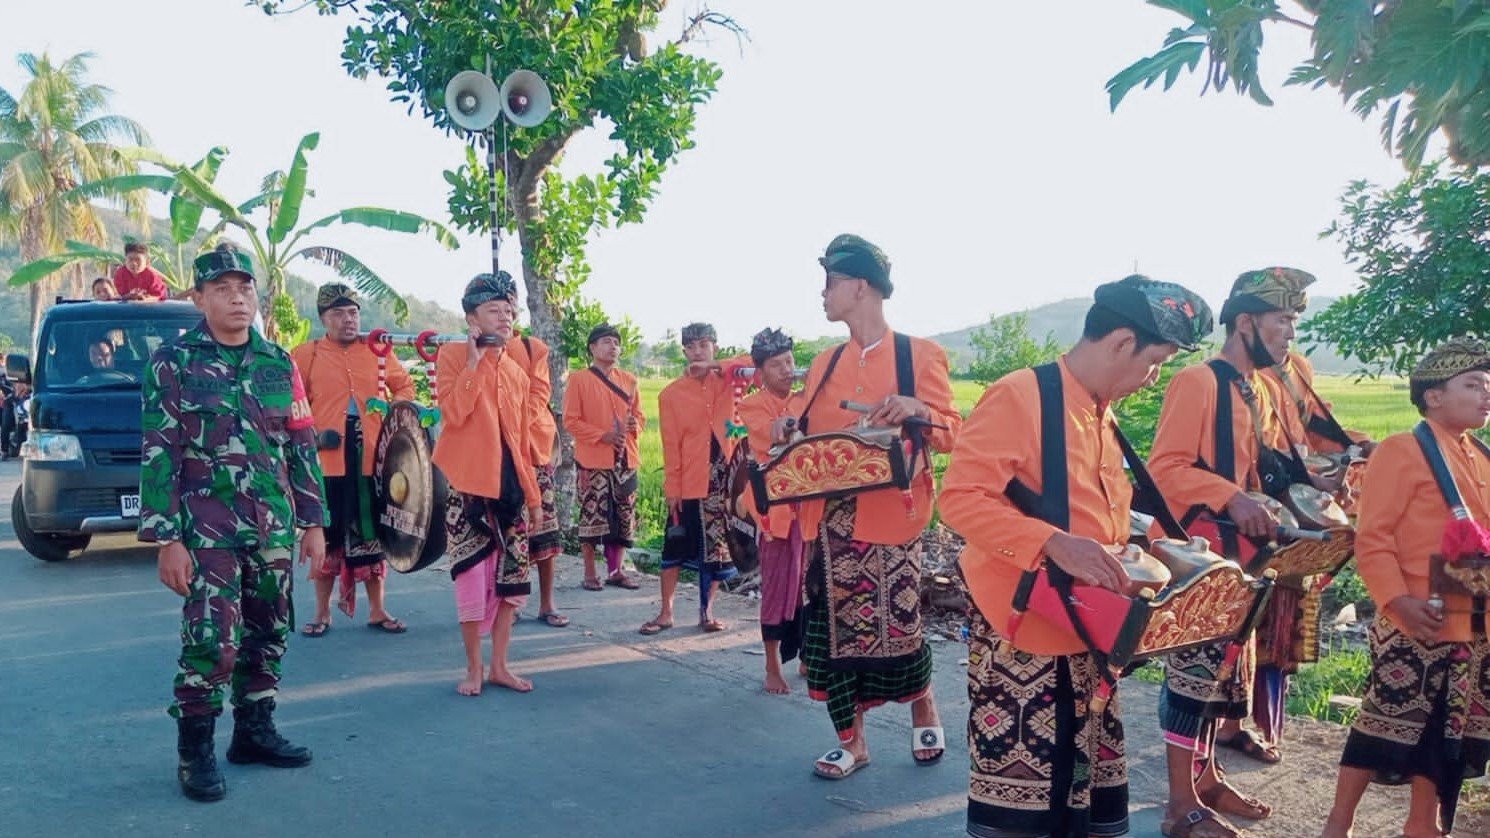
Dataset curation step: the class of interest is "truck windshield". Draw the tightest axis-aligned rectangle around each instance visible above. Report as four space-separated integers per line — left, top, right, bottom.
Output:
38 317 199 391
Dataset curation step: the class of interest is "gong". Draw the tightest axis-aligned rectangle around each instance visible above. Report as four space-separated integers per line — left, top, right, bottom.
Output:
373 400 448 573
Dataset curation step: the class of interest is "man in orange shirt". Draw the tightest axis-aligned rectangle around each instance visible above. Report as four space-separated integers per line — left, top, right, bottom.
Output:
1149 268 1309 835
787 234 961 780
291 283 416 637
1322 339 1490 838
432 274 542 696
738 327 809 694
942 275 1213 838
645 322 747 635
500 278 568 628
562 323 643 591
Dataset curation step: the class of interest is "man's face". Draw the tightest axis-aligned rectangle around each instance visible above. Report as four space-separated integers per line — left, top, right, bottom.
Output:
760 350 796 394
821 271 863 323
467 298 515 343
321 304 361 345
1241 310 1297 363
124 252 148 274
88 342 115 370
682 338 716 364
1428 370 1490 430
1112 339 1178 401
192 274 258 335
590 335 621 364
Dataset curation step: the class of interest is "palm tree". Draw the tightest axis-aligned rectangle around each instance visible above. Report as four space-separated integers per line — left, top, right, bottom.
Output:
0 52 149 339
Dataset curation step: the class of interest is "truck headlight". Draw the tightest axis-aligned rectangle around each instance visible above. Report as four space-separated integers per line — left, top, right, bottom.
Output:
22 432 83 462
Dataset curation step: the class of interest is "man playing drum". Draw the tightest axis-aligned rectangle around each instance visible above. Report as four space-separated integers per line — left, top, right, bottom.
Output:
644 322 749 635
788 234 961 780
562 323 643 592
1322 339 1490 838
434 273 543 696
1148 268 1310 836
292 283 415 638
738 327 815 693
942 275 1213 838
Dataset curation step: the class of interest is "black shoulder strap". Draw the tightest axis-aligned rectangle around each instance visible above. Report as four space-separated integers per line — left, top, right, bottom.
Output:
1112 423 1189 541
1207 359 1238 483
1014 362 1071 530
894 332 914 398
1414 421 1471 518
796 343 848 436
588 366 632 405
1287 365 1356 449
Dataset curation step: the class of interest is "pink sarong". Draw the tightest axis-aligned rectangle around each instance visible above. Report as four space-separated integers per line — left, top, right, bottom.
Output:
453 553 529 637
758 520 805 639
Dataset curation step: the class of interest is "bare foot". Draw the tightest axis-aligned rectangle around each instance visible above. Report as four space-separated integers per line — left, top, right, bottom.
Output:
910 695 943 762
1320 813 1353 838
456 670 482 697
486 667 534 693
764 671 791 695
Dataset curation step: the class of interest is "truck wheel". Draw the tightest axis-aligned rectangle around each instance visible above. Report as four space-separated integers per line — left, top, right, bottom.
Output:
11 487 90 562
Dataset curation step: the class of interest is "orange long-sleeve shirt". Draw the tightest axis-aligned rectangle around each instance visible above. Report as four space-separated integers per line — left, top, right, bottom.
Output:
562 366 644 471
738 387 821 540
1354 420 1490 643
1148 359 1286 522
1262 351 1367 454
504 334 558 466
795 331 960 545
657 357 750 500
941 359 1132 655
290 337 417 477
430 342 540 513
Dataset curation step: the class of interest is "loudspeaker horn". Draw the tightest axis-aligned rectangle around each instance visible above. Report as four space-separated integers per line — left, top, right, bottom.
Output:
499 69 552 128
444 70 501 131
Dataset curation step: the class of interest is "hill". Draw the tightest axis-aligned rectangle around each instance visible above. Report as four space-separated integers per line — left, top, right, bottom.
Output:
929 295 1357 375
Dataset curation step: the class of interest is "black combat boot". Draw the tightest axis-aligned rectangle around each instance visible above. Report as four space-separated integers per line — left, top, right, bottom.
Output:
225 698 312 767
176 715 227 802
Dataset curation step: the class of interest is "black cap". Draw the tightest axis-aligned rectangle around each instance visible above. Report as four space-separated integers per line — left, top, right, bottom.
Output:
587 322 621 350
818 234 892 298
1090 275 1214 351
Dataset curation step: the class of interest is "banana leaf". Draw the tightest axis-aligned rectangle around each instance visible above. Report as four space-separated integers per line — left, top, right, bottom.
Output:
8 241 122 287
288 207 460 251
268 133 320 245
292 245 409 323
170 146 228 245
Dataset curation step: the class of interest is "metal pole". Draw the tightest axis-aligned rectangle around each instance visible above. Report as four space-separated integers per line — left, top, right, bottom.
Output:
488 125 500 277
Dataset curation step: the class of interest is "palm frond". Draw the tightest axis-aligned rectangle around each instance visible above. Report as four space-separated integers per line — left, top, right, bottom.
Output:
291 245 409 323
75 114 150 147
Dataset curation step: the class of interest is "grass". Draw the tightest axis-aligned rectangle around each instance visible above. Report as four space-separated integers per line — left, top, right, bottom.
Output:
1310 374 1419 441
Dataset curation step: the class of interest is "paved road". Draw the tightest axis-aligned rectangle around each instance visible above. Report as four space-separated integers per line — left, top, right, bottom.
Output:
1 460 1474 837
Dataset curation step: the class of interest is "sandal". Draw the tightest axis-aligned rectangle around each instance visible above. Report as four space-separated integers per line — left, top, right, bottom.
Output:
1160 809 1238 838
639 619 674 636
605 573 639 590
582 578 604 592
912 726 945 765
1199 781 1272 820
536 611 570 628
366 618 407 634
1216 729 1281 764
300 621 330 638
813 748 870 780
699 618 726 633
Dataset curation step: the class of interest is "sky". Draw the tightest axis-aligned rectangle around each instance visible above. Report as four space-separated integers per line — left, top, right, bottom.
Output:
1 1 1418 346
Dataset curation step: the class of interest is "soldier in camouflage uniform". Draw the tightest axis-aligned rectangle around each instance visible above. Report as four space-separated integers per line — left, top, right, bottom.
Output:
139 242 329 802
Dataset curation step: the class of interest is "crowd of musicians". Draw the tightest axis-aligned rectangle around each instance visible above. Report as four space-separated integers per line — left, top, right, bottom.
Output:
137 238 1490 837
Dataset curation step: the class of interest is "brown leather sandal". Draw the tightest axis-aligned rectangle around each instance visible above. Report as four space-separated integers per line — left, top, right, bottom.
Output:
1161 809 1239 838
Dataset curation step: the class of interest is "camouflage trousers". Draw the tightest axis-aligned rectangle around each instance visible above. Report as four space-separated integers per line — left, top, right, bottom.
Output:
169 546 294 719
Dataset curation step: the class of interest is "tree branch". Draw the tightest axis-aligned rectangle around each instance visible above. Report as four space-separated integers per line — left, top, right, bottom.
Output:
675 7 750 51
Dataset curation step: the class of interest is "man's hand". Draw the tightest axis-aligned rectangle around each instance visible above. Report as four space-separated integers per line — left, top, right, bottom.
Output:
1224 491 1277 539
625 414 638 435
125 288 149 301
466 328 488 370
666 497 681 521
770 417 798 444
1386 595 1445 643
158 541 194 596
685 360 720 379
300 526 327 574
867 394 929 427
1041 532 1131 593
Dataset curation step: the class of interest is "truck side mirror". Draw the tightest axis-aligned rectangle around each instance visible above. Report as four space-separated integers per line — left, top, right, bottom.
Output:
7 354 31 385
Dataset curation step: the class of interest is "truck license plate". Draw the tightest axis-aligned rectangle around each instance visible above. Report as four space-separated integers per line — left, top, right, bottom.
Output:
120 494 141 518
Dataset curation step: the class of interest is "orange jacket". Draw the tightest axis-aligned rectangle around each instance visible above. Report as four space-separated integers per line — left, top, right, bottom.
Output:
737 387 821 540
1354 421 1490 643
1261 351 1368 455
1148 359 1286 522
562 365 644 471
657 356 749 500
430 342 541 513
504 334 558 466
941 359 1132 655
290 338 416 477
795 331 960 545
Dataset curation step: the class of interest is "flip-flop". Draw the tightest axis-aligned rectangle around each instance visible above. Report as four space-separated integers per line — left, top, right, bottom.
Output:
300 622 330 638
912 726 946 765
536 611 570 628
582 578 604 592
605 573 640 590
366 618 407 634
813 748 870 780
639 619 674 636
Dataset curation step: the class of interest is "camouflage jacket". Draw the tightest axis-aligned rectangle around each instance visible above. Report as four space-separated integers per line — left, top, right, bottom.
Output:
138 321 328 549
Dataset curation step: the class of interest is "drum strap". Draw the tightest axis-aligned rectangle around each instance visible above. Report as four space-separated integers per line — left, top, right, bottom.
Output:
1413 421 1490 631
796 344 848 436
1277 361 1355 449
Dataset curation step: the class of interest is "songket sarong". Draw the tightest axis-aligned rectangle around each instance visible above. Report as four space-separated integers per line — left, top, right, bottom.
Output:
759 518 806 661
313 413 386 618
967 606 1128 838
529 463 561 562
445 478 531 602
577 465 638 547
1159 636 1256 749
1251 581 1322 744
1340 613 1490 791
802 497 932 740
660 437 739 586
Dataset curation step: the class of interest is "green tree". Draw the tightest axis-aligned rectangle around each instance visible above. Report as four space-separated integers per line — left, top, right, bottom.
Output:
966 312 1062 386
558 295 642 370
1107 2 1490 169
1307 159 1490 375
0 51 149 338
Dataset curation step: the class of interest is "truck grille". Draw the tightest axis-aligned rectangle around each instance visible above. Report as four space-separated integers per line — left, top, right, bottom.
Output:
62 488 124 513
93 449 143 466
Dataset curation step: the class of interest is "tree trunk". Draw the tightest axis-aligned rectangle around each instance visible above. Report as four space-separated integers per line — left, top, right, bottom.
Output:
22 209 46 348
517 219 575 530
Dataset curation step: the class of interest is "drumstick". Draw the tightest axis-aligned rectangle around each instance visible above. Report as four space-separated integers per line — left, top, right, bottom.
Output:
1213 517 1331 544
838 400 949 430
